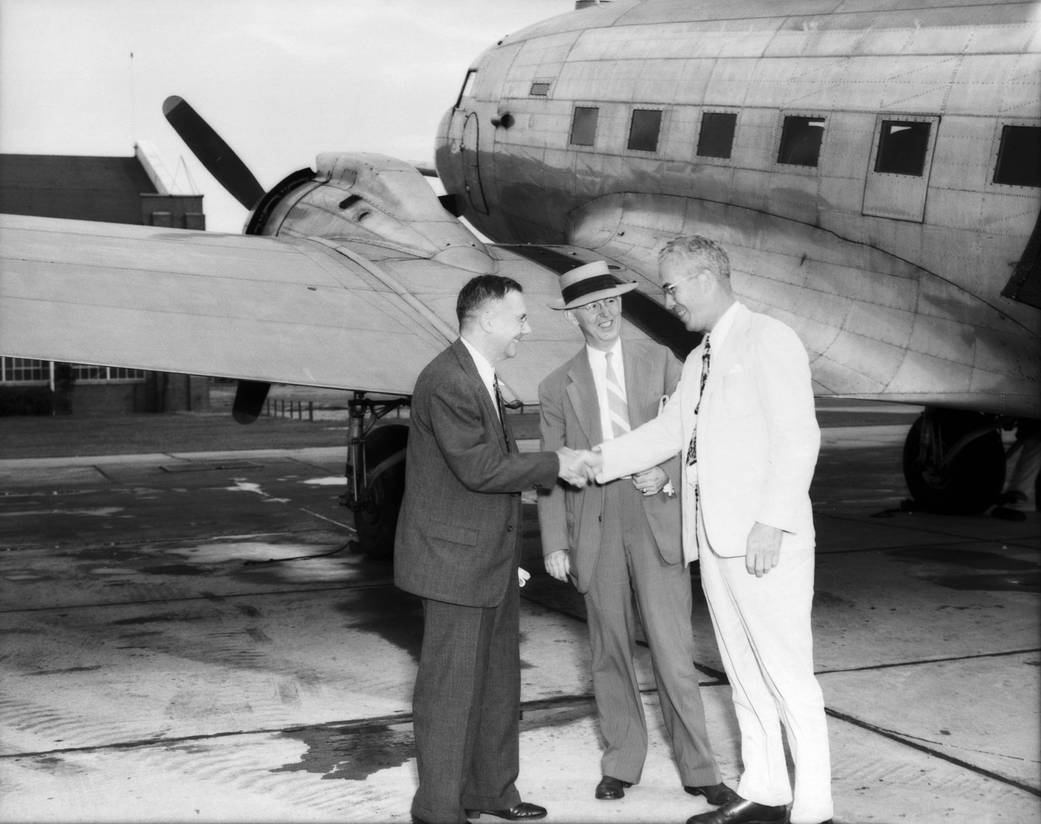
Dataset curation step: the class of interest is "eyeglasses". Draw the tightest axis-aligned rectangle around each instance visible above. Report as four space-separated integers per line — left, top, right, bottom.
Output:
662 275 696 300
576 296 621 316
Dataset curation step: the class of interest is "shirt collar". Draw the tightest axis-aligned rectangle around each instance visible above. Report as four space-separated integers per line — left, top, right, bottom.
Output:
708 301 742 349
585 337 623 365
460 335 497 391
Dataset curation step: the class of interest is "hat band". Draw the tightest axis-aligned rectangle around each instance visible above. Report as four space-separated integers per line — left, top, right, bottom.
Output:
562 275 621 305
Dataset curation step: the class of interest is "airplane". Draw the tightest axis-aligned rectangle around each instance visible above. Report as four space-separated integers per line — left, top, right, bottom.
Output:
1 0 1038 558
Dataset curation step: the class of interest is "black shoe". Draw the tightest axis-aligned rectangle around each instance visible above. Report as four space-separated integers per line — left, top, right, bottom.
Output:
595 775 633 799
465 802 547 820
685 798 787 824
684 782 740 806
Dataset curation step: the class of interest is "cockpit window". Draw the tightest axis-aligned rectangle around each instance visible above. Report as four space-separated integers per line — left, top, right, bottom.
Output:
875 120 931 176
530 81 552 96
994 125 1041 187
570 106 599 147
455 69 478 108
777 115 825 167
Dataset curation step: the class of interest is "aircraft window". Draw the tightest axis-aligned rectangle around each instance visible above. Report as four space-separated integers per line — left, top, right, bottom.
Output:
455 69 477 108
530 81 552 96
994 125 1041 187
570 106 599 147
628 109 663 152
875 121 931 176
777 115 825 167
697 112 737 159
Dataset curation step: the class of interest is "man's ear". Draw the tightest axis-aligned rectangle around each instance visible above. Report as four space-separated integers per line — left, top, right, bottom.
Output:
563 309 579 327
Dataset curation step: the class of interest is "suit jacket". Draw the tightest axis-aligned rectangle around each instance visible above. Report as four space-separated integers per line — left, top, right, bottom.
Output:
599 304 820 562
537 338 683 592
394 339 560 608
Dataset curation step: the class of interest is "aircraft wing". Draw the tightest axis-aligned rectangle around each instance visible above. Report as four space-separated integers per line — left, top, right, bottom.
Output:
0 213 626 405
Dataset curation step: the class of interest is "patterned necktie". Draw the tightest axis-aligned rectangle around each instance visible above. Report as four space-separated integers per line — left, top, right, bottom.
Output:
604 351 630 438
685 335 711 465
493 376 513 452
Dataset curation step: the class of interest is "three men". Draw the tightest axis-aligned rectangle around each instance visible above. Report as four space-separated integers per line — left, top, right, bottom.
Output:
536 261 735 808
590 236 833 824
394 275 593 824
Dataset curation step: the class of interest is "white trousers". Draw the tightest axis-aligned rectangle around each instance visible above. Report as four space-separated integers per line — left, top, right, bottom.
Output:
698 543 833 824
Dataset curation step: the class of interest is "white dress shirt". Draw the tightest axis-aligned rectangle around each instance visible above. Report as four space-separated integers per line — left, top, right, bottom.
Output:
586 339 626 441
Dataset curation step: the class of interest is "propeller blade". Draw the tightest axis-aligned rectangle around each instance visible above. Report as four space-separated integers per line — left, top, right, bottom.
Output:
162 95 265 210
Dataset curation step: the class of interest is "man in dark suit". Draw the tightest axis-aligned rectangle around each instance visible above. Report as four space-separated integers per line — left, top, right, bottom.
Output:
537 261 735 809
395 274 593 824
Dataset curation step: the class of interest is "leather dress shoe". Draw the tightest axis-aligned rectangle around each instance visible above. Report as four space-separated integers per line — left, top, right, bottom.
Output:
595 775 633 799
685 798 787 824
465 802 547 820
684 782 741 806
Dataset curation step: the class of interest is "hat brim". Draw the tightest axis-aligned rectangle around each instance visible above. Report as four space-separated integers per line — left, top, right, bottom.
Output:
549 281 639 311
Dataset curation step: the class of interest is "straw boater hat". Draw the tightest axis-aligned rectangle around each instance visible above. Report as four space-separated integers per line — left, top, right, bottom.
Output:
550 260 638 311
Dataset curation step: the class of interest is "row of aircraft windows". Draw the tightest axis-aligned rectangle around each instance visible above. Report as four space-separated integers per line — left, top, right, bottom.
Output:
565 104 1040 188
0 358 145 384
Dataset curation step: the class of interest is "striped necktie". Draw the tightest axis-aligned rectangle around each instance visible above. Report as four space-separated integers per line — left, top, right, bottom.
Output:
604 351 630 438
685 335 711 465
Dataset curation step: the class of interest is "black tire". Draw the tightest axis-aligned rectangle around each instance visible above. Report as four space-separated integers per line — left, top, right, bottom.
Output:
902 411 1005 514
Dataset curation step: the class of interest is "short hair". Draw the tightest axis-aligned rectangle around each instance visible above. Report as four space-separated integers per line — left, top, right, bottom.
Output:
659 235 730 280
456 275 523 326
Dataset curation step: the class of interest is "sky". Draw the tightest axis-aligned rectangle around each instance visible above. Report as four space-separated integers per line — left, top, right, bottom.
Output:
0 0 570 232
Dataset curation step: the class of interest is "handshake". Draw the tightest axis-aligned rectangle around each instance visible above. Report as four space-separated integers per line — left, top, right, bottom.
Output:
555 447 604 488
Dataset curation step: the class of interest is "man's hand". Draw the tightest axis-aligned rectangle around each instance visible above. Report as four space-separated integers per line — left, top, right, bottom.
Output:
544 549 571 582
746 521 782 577
556 447 598 487
632 466 667 496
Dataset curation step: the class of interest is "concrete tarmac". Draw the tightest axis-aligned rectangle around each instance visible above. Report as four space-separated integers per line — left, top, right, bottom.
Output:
0 403 1038 823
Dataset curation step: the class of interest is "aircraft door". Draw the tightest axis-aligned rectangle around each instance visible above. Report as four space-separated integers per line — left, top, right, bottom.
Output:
862 115 940 222
461 112 490 215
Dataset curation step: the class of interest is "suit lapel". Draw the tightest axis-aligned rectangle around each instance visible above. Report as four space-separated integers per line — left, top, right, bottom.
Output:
565 348 601 446
452 339 508 451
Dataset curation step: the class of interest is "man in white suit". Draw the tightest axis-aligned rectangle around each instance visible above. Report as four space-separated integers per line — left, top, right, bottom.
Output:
586 236 833 824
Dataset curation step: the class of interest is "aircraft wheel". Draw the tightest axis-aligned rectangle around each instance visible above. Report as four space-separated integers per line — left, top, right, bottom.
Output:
351 425 408 560
902 410 1005 514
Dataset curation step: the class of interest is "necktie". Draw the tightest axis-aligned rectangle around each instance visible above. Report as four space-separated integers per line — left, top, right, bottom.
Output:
493 376 513 452
604 351 631 439
685 335 711 466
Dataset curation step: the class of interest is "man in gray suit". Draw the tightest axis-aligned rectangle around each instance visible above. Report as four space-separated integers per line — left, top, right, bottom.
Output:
395 275 592 824
536 261 735 808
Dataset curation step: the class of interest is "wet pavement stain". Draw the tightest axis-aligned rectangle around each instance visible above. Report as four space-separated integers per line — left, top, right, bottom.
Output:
274 723 414 780
140 564 208 576
886 547 1041 593
336 588 424 662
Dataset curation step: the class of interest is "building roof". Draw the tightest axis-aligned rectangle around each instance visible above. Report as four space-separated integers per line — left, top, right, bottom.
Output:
0 154 157 224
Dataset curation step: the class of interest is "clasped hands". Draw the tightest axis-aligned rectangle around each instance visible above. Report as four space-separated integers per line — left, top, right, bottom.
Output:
555 447 603 488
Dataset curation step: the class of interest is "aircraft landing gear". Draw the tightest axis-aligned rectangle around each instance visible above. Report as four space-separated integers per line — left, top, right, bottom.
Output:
902 408 1006 514
341 392 410 560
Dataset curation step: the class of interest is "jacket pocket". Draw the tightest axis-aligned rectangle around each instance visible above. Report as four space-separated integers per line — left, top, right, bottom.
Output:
427 518 478 547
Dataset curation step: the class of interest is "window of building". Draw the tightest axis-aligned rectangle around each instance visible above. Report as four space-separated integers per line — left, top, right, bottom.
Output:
71 364 145 382
777 115 825 167
697 112 737 159
529 81 552 97
628 108 663 152
994 125 1041 187
570 106 599 147
0 357 49 383
875 120 932 176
